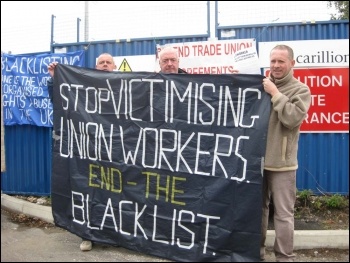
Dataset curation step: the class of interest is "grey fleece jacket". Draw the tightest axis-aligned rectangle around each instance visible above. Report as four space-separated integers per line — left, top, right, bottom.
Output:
264 69 311 171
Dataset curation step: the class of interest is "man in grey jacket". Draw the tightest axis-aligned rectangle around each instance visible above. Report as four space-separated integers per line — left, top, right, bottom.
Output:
260 45 311 262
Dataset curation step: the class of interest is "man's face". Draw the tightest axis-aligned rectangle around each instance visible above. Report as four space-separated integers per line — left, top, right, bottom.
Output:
159 51 179 73
96 55 116 72
269 49 295 79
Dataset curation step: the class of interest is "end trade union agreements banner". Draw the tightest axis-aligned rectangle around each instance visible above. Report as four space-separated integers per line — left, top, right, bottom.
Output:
1 50 85 127
51 64 270 261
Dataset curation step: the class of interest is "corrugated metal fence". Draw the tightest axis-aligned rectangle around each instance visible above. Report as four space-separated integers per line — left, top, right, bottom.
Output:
1 20 348 196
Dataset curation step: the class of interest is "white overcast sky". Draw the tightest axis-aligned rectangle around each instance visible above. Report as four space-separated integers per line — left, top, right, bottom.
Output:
1 1 337 55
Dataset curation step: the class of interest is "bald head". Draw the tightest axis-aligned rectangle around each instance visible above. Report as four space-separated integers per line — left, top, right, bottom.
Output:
96 53 116 72
158 47 179 73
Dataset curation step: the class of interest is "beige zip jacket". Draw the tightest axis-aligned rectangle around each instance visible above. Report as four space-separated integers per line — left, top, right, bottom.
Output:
264 69 311 171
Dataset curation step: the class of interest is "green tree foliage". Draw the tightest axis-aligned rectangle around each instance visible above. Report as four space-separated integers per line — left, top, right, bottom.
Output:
327 1 349 20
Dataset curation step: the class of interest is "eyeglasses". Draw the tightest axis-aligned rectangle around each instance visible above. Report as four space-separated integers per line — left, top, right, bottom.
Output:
161 58 178 64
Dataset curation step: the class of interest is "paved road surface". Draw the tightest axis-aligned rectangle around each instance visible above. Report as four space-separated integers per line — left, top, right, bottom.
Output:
1 209 348 262
1 209 168 262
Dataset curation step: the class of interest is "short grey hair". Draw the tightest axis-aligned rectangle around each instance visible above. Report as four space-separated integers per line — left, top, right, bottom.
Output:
158 46 179 61
271 45 294 60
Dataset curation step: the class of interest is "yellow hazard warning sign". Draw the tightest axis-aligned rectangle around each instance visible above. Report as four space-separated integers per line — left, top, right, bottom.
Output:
118 59 132 72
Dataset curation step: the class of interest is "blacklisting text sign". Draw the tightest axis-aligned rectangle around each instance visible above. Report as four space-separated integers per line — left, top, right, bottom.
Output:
51 64 270 262
1 50 85 127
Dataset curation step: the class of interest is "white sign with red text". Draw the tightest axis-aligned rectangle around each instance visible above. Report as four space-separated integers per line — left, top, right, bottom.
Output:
112 39 258 74
155 39 257 74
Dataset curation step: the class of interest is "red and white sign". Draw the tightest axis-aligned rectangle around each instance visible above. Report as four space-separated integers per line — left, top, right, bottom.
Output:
111 39 257 73
265 68 349 133
261 40 349 133
155 39 256 74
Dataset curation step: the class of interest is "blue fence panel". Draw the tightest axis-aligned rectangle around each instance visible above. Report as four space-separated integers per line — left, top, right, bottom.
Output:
1 20 348 196
297 133 349 195
1 125 52 195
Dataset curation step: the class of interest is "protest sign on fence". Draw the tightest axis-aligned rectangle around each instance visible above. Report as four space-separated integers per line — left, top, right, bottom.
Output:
1 50 85 127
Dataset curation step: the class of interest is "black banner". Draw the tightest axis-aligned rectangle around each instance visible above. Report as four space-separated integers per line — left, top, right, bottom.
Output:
51 64 270 262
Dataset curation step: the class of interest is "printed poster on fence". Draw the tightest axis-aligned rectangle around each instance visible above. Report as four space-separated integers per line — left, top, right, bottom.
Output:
51 64 270 261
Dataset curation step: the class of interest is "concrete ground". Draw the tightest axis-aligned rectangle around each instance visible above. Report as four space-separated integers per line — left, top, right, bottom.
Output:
1 194 349 262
